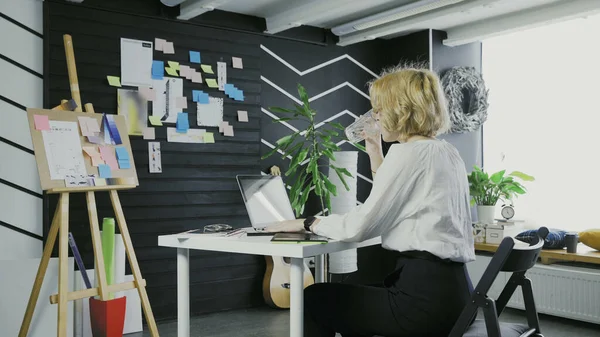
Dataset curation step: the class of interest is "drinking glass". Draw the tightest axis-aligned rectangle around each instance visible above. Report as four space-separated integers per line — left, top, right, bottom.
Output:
345 110 379 143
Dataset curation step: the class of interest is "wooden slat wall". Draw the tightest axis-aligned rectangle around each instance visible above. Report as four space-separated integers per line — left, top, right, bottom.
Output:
45 2 263 319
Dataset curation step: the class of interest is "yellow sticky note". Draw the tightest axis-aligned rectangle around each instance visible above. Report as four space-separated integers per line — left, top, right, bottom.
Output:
168 61 180 71
165 67 179 76
107 76 121 87
203 132 215 143
206 78 218 88
149 116 163 126
201 64 214 74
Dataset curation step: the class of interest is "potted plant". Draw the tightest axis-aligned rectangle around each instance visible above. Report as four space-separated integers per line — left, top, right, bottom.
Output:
262 83 364 217
467 165 534 224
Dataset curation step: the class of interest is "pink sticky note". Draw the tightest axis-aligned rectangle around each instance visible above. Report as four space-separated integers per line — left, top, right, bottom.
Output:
86 118 101 133
176 97 188 109
155 38 166 51
139 87 156 101
99 146 119 170
34 115 50 131
224 124 234 137
143 128 155 140
163 41 174 54
91 156 104 167
78 117 92 136
219 121 229 133
179 65 190 77
237 110 248 122
192 72 202 83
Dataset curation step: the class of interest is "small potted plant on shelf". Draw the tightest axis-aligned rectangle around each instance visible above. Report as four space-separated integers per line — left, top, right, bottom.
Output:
467 165 534 224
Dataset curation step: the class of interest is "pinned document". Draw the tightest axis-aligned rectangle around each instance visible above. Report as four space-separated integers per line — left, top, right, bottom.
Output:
197 97 223 127
149 142 162 173
217 62 226 91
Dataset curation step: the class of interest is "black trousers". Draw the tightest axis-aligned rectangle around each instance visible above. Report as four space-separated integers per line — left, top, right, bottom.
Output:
304 252 472 337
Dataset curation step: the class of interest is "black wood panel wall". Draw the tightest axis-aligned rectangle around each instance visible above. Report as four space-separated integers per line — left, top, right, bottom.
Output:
45 2 264 319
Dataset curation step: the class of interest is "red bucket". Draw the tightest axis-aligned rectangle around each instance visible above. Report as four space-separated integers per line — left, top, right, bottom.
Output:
89 296 127 337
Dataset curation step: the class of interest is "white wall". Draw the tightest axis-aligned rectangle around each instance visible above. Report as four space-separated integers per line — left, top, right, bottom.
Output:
0 0 43 258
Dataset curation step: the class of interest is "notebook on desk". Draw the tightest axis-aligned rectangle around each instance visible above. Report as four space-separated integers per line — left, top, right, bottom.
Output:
271 232 328 244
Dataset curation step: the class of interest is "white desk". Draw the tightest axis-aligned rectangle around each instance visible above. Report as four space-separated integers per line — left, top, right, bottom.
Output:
158 233 381 337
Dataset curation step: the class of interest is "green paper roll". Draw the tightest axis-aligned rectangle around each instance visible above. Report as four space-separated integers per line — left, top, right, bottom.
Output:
102 217 115 299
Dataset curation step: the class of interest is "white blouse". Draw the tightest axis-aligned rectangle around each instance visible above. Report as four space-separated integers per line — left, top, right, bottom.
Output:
313 139 475 263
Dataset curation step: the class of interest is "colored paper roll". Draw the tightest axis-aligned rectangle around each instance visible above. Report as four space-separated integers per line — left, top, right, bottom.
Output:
102 217 116 299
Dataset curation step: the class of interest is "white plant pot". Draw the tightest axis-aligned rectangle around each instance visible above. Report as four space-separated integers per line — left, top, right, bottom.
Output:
477 205 496 225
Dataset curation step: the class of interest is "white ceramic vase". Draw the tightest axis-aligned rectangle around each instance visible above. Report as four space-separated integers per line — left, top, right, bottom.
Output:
327 151 359 274
477 205 496 224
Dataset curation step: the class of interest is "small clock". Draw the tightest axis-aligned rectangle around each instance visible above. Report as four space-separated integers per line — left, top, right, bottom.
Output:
501 204 515 220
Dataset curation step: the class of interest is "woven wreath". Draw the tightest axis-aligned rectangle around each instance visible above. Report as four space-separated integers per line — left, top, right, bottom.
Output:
441 66 489 133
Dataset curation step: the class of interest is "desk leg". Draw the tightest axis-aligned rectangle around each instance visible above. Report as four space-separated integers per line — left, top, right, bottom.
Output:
177 248 190 337
314 255 325 283
290 257 304 337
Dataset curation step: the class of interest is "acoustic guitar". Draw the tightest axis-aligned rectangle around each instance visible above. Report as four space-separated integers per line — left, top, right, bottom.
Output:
262 166 314 309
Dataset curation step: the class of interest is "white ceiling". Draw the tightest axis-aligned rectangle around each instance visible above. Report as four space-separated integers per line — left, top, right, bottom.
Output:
177 0 600 46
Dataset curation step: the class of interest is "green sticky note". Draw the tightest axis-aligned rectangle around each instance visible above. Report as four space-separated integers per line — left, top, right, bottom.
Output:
149 116 163 126
165 67 179 76
206 78 218 88
167 61 180 71
107 76 121 87
101 217 115 299
201 64 214 74
203 132 215 143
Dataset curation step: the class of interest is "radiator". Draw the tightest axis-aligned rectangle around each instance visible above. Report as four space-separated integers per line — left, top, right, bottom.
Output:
467 256 600 324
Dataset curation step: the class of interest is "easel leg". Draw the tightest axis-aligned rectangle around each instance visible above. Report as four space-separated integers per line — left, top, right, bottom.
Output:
18 195 63 337
86 191 109 300
109 190 160 337
58 193 70 337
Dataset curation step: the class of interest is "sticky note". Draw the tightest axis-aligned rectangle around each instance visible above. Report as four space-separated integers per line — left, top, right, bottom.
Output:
152 60 164 80
219 121 228 133
98 164 112 178
100 146 119 170
192 72 202 83
198 93 209 104
34 115 50 131
232 57 243 69
155 38 166 51
176 96 188 109
87 135 103 144
237 110 248 122
185 70 194 80
78 117 92 136
163 41 174 54
224 124 234 137
107 76 122 87
149 116 163 126
203 132 215 143
118 160 131 169
115 147 129 161
189 51 201 64
143 128 155 140
201 65 214 74
165 67 179 76
179 65 189 77
234 90 244 102
91 156 104 167
176 112 189 133
86 118 101 133
168 61 180 71
139 87 156 101
206 78 218 88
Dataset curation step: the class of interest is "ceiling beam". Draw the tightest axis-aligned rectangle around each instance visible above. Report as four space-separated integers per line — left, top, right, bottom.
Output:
177 0 232 20
337 0 498 46
443 0 600 46
265 0 356 34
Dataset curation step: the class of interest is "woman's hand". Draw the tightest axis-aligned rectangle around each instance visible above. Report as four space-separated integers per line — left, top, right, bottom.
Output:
362 127 384 174
264 219 305 233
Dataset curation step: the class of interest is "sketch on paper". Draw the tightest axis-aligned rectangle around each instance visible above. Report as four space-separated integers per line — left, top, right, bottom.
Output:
42 121 87 180
152 77 183 124
118 89 148 136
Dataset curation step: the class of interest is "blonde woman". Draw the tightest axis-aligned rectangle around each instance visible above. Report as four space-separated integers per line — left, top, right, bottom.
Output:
267 67 475 337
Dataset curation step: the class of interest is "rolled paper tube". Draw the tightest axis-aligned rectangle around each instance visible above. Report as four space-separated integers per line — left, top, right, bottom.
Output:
102 217 116 299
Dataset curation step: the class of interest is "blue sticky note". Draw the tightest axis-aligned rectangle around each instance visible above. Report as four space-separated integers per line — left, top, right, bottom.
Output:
189 51 201 64
224 84 234 95
98 164 112 178
235 90 244 101
115 147 129 161
198 93 209 104
176 112 189 133
152 60 164 80
192 90 201 102
118 160 131 169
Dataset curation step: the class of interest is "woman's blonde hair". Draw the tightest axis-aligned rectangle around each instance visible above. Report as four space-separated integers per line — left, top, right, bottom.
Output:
369 65 450 141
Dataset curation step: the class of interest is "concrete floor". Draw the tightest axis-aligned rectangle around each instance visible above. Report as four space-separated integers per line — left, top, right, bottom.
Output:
132 306 599 337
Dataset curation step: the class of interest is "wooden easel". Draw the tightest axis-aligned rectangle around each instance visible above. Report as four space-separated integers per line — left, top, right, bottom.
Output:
18 35 159 337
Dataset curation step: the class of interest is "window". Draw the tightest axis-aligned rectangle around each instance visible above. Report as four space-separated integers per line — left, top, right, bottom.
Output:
482 15 600 232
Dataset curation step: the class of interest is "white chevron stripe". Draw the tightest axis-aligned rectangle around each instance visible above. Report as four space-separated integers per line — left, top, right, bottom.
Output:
261 108 299 132
261 44 380 78
262 76 370 103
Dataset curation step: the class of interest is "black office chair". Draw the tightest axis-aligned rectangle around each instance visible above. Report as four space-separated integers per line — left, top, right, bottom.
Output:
449 227 549 337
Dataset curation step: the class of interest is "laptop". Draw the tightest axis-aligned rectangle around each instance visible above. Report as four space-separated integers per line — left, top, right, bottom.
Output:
236 175 296 234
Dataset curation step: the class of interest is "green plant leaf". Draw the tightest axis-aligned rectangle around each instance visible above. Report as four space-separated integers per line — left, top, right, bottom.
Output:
294 104 311 118
331 166 351 191
297 84 310 107
285 147 304 176
509 171 535 181
352 142 366 152
290 171 307 206
261 145 281 160
269 106 296 114
318 134 331 142
276 134 295 147
322 149 335 161
490 170 505 184
300 183 311 208
323 129 339 137
328 122 345 130
281 142 303 159
320 173 337 196
334 166 353 178
296 147 309 164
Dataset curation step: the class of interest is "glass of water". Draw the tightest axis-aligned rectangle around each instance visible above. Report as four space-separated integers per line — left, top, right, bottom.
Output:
345 110 380 143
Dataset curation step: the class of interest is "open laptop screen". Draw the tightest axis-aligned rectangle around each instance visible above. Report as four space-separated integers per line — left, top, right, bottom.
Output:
236 175 296 228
